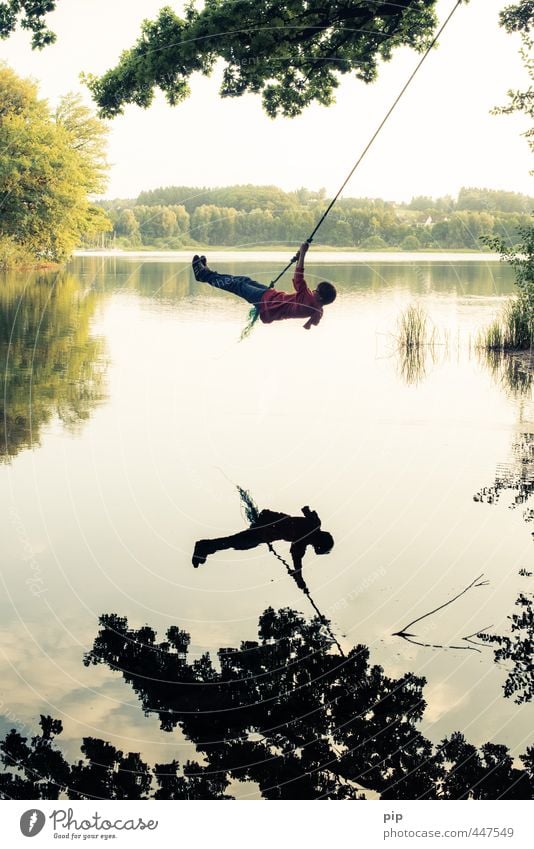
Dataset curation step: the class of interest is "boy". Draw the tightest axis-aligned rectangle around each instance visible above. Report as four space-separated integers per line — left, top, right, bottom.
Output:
192 242 336 330
192 505 334 593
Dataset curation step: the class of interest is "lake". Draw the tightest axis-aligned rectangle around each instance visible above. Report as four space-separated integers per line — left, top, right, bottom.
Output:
1 253 532 799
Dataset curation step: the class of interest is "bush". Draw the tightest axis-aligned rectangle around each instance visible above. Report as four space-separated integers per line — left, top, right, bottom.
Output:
479 297 533 351
480 223 534 351
0 235 33 269
360 235 388 250
401 235 421 250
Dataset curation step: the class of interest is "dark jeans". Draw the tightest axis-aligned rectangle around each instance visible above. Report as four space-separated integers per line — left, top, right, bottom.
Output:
196 512 291 556
203 270 269 305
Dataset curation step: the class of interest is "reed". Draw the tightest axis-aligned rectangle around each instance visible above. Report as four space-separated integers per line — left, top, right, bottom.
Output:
396 303 435 350
395 303 439 386
478 297 534 352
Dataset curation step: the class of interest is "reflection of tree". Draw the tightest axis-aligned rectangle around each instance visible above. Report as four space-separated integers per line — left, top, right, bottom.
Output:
479 348 534 397
0 271 107 460
0 715 230 800
76 257 192 304
1 607 533 799
474 433 534 525
477 572 533 705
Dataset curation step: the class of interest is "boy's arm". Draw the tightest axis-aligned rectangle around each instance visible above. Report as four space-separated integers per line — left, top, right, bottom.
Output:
303 312 322 330
296 241 308 273
301 505 320 524
289 542 310 593
293 241 309 293
294 241 322 329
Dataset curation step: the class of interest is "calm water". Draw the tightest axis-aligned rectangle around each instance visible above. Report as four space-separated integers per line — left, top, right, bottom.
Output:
1 254 532 799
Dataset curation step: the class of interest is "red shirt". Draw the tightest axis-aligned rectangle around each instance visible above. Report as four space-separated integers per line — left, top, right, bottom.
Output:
259 269 323 329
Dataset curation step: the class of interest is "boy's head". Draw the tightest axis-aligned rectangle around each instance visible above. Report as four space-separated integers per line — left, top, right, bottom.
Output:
312 531 334 556
314 281 337 305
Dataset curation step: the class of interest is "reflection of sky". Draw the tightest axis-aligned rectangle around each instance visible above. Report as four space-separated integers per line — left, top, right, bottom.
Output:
0 257 532 774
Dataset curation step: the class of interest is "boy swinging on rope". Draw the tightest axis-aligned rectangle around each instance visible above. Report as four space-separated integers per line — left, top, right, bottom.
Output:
192 241 336 329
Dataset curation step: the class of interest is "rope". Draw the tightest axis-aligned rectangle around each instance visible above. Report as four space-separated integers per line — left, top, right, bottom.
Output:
269 0 464 287
265 541 346 658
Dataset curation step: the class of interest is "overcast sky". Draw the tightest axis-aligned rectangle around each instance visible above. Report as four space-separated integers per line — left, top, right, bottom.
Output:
0 0 531 201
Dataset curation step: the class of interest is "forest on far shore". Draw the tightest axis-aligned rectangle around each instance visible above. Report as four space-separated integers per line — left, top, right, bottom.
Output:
94 185 533 252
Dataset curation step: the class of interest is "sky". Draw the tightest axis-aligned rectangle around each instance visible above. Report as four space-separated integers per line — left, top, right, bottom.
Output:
0 0 532 201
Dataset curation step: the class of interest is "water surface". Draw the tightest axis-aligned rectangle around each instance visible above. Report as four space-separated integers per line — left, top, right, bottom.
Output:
1 254 532 798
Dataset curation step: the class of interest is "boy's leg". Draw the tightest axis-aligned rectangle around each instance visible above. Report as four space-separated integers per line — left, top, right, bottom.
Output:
192 256 268 305
192 528 263 566
204 272 268 305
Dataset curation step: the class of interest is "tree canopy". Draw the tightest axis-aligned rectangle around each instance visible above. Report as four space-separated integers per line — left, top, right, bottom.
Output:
494 1 534 155
0 65 111 266
98 184 532 251
0 1 57 48
482 2 534 353
84 0 448 118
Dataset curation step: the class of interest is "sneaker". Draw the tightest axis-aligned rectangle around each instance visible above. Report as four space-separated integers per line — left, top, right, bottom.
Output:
192 541 209 568
200 255 216 276
201 255 218 273
192 255 209 282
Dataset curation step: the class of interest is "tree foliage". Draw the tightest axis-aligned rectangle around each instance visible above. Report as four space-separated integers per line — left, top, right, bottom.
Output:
0 715 231 799
0 65 111 266
84 1 447 118
483 224 534 351
1 606 532 799
55 92 109 194
0 1 57 48
479 589 533 704
493 1 534 155
81 607 532 799
101 184 532 249
478 2 534 351
484 223 534 307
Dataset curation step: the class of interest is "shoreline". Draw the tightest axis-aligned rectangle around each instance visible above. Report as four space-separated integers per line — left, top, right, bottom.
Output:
74 249 503 264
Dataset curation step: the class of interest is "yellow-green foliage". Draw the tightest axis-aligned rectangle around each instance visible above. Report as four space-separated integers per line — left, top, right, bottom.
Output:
0 235 34 270
0 64 111 267
0 271 107 459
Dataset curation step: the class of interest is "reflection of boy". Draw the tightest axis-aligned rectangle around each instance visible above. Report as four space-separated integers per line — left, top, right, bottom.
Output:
192 242 336 330
192 506 334 593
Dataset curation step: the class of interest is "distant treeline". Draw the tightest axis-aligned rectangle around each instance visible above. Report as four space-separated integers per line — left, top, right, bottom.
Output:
93 185 533 251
